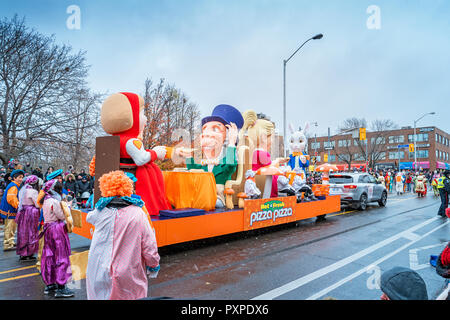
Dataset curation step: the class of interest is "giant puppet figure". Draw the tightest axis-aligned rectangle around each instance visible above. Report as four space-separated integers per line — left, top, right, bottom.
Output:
286 123 310 177
100 92 171 216
181 104 244 207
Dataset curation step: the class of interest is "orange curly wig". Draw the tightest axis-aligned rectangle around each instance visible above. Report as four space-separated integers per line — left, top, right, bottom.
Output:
99 170 134 198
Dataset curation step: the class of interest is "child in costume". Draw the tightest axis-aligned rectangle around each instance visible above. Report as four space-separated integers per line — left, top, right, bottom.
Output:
86 170 160 300
101 92 171 216
15 175 40 260
0 169 25 251
40 179 74 298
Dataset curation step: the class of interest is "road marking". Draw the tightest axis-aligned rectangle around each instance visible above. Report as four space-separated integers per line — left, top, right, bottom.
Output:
409 242 447 271
0 265 37 275
306 220 450 300
402 232 421 241
251 216 441 300
328 210 356 217
0 272 40 283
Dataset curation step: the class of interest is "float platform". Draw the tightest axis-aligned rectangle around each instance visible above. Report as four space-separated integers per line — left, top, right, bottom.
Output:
72 195 340 248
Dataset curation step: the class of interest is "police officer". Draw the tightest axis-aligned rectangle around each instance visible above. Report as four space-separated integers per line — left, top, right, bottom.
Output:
437 170 450 217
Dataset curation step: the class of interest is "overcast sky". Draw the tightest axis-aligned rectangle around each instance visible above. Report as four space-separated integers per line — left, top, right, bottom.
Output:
2 0 449 137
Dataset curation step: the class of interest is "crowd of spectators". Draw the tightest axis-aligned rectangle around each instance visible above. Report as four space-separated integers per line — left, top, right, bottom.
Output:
0 159 94 201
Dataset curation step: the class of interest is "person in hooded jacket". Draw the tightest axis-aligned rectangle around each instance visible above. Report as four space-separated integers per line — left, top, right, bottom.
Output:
64 174 78 197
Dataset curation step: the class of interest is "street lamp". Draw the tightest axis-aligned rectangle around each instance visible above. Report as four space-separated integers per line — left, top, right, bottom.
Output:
283 33 323 156
413 112 435 171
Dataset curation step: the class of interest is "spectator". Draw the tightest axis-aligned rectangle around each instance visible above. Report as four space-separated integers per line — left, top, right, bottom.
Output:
45 166 54 181
32 167 44 179
77 175 92 198
64 174 79 197
380 266 428 300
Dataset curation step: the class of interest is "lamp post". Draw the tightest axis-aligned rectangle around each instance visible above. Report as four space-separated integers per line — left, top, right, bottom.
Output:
413 112 435 171
283 33 323 156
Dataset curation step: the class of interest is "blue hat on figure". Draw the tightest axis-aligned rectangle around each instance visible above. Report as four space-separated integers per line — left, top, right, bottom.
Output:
201 104 244 129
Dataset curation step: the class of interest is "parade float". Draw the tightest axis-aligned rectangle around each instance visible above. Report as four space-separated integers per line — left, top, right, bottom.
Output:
71 94 340 247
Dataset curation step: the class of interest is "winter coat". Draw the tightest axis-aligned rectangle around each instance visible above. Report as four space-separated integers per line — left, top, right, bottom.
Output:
77 180 92 196
64 179 79 195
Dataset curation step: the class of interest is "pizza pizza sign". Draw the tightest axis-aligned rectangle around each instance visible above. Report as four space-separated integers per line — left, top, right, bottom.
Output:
243 197 297 230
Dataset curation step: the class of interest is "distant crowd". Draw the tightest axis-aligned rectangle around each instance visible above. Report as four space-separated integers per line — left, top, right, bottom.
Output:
0 159 94 204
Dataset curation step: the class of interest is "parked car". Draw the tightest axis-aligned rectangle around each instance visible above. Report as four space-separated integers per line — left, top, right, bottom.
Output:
328 173 387 210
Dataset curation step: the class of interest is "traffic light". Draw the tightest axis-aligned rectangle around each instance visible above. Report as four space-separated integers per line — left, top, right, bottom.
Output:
409 143 415 153
324 154 328 162
359 127 366 141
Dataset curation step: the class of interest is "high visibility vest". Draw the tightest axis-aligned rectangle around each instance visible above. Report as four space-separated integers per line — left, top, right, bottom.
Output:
396 175 402 183
437 176 447 189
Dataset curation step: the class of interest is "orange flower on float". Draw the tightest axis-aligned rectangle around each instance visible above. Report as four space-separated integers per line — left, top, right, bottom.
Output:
99 170 133 198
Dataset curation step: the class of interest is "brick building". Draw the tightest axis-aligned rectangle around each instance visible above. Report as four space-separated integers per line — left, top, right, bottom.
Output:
308 126 450 172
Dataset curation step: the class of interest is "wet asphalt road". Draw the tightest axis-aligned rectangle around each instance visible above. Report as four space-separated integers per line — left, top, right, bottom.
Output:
0 189 448 300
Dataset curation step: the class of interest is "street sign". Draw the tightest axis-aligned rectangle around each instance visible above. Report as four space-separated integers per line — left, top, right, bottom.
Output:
397 144 409 148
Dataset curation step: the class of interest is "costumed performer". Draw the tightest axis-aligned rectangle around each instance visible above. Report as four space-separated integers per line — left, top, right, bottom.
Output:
86 170 160 300
15 175 40 261
101 92 171 216
40 179 74 298
0 169 25 251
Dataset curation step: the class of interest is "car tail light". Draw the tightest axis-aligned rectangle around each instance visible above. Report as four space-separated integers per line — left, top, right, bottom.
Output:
344 185 358 190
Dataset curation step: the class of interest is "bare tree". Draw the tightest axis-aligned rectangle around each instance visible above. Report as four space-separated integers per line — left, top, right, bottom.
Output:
334 117 398 169
0 15 90 166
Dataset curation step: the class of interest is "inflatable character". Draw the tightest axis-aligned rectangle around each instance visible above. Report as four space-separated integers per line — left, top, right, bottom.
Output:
100 92 171 216
287 123 310 176
182 104 244 207
241 110 288 198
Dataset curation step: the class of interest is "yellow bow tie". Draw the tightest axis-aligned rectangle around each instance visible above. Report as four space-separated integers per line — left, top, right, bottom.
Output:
292 152 303 157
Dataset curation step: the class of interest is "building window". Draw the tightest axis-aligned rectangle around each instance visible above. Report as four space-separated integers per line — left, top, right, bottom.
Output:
310 142 321 150
388 135 405 144
408 133 428 142
371 137 386 145
409 150 429 159
329 154 336 162
389 151 405 159
338 139 351 147
324 141 335 148
338 154 351 161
